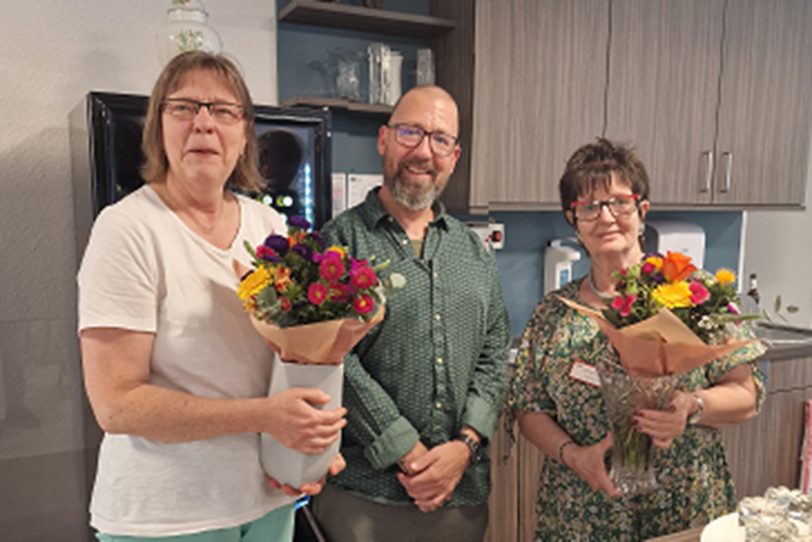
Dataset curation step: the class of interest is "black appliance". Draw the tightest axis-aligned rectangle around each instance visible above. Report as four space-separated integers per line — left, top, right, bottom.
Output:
70 91 332 255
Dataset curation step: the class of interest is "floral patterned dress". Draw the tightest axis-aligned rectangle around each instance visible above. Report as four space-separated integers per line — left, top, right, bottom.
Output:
508 280 766 542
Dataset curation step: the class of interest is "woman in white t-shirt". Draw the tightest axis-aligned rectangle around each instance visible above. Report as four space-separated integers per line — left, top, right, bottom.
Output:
77 51 346 542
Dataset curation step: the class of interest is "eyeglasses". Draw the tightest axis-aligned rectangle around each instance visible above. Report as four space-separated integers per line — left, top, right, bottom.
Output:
387 123 458 156
161 98 245 125
570 194 640 221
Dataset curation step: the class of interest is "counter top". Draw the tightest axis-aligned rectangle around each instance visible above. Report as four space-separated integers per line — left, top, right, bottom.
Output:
763 341 812 362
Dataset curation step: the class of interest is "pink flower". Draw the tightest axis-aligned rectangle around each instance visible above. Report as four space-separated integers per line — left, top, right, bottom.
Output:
641 262 656 274
727 302 740 315
350 258 369 270
307 283 328 306
350 266 377 289
352 293 375 315
610 294 637 317
689 281 710 305
319 255 345 281
255 245 278 261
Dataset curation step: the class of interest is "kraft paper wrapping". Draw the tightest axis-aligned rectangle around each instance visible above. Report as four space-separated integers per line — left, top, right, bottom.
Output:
250 306 385 365
558 297 749 377
251 307 384 486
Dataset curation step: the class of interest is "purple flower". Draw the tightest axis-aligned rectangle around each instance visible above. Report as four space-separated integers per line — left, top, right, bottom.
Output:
264 234 289 255
292 243 313 260
310 231 327 250
288 216 311 230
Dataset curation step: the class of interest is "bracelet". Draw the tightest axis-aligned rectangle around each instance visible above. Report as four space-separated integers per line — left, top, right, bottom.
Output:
558 439 575 464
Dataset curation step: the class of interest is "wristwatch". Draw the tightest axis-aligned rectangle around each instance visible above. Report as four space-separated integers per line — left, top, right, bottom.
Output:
687 394 705 425
457 433 484 464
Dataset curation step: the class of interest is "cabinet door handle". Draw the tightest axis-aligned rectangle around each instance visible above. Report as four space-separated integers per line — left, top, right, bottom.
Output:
701 151 714 193
720 152 733 193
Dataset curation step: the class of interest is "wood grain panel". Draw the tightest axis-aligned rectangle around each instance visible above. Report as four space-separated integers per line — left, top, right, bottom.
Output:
714 0 812 206
471 0 608 208
722 386 812 499
517 435 543 542
485 415 519 542
606 0 723 205
432 0 476 215
768 356 812 393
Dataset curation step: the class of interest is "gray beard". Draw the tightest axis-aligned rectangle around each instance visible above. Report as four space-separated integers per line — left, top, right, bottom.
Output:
385 174 444 211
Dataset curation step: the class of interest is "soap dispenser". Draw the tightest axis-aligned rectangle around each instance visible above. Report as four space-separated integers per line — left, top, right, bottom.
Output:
544 239 582 294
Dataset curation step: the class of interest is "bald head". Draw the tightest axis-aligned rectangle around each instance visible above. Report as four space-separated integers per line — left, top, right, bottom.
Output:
389 85 459 137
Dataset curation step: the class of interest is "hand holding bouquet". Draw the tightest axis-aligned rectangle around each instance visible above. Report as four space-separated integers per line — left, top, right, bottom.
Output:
236 216 402 486
561 251 763 495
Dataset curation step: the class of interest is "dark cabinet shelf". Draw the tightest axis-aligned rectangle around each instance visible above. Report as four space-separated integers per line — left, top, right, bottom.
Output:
278 0 455 39
280 96 392 118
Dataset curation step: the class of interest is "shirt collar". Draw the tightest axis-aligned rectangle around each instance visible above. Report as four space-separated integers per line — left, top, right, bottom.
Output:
360 187 451 231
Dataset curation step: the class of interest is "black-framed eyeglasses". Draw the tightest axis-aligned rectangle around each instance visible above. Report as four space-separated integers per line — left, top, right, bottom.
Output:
387 123 458 156
161 98 245 125
570 194 640 221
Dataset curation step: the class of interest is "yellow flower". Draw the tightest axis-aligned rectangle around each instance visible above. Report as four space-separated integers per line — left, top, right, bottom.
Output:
644 255 663 271
237 266 273 305
715 268 736 285
325 245 346 259
652 281 693 309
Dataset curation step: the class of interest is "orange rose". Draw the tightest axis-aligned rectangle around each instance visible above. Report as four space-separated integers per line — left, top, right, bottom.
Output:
661 251 697 282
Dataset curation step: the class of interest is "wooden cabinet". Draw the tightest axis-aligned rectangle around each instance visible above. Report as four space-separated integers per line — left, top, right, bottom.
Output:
722 354 812 500
455 0 812 213
485 420 543 542
461 0 608 214
606 0 812 207
714 0 812 206
605 0 723 205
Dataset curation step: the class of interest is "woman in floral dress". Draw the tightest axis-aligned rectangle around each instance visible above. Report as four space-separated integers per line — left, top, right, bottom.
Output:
508 139 766 541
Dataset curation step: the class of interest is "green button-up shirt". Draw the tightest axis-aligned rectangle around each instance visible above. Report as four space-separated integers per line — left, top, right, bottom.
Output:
321 188 511 506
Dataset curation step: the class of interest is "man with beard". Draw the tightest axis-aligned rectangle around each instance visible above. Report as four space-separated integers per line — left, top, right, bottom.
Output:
311 86 510 541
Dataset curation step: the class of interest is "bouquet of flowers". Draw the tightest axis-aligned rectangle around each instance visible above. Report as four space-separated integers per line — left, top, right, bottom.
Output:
236 216 402 486
560 251 762 494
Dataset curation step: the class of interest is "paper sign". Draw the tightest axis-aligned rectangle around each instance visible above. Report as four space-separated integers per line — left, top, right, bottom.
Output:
569 360 601 387
331 172 347 215
347 174 383 208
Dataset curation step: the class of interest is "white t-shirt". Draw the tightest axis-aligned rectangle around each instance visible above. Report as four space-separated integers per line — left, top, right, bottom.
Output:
77 184 294 536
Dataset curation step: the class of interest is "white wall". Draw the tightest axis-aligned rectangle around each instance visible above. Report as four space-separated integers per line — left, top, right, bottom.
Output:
0 2 277 538
743 158 812 328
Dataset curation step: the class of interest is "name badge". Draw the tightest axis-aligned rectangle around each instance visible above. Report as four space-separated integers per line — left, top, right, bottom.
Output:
569 360 601 388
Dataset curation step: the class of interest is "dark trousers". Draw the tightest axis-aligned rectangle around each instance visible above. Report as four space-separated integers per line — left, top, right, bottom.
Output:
311 484 488 542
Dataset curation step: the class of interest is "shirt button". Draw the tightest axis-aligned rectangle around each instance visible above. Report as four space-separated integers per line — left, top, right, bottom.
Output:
434 314 441 321
433 272 438 278
388 217 394 222
401 239 408 245
436 357 444 365
435 401 443 409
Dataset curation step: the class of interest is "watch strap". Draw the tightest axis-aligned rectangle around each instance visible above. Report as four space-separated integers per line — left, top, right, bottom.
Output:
457 434 483 463
687 394 705 425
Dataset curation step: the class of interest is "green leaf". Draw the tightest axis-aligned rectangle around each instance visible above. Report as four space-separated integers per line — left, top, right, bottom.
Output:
774 295 783 313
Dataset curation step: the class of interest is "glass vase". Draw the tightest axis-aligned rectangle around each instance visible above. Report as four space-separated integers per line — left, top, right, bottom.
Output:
596 352 680 496
156 0 223 66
